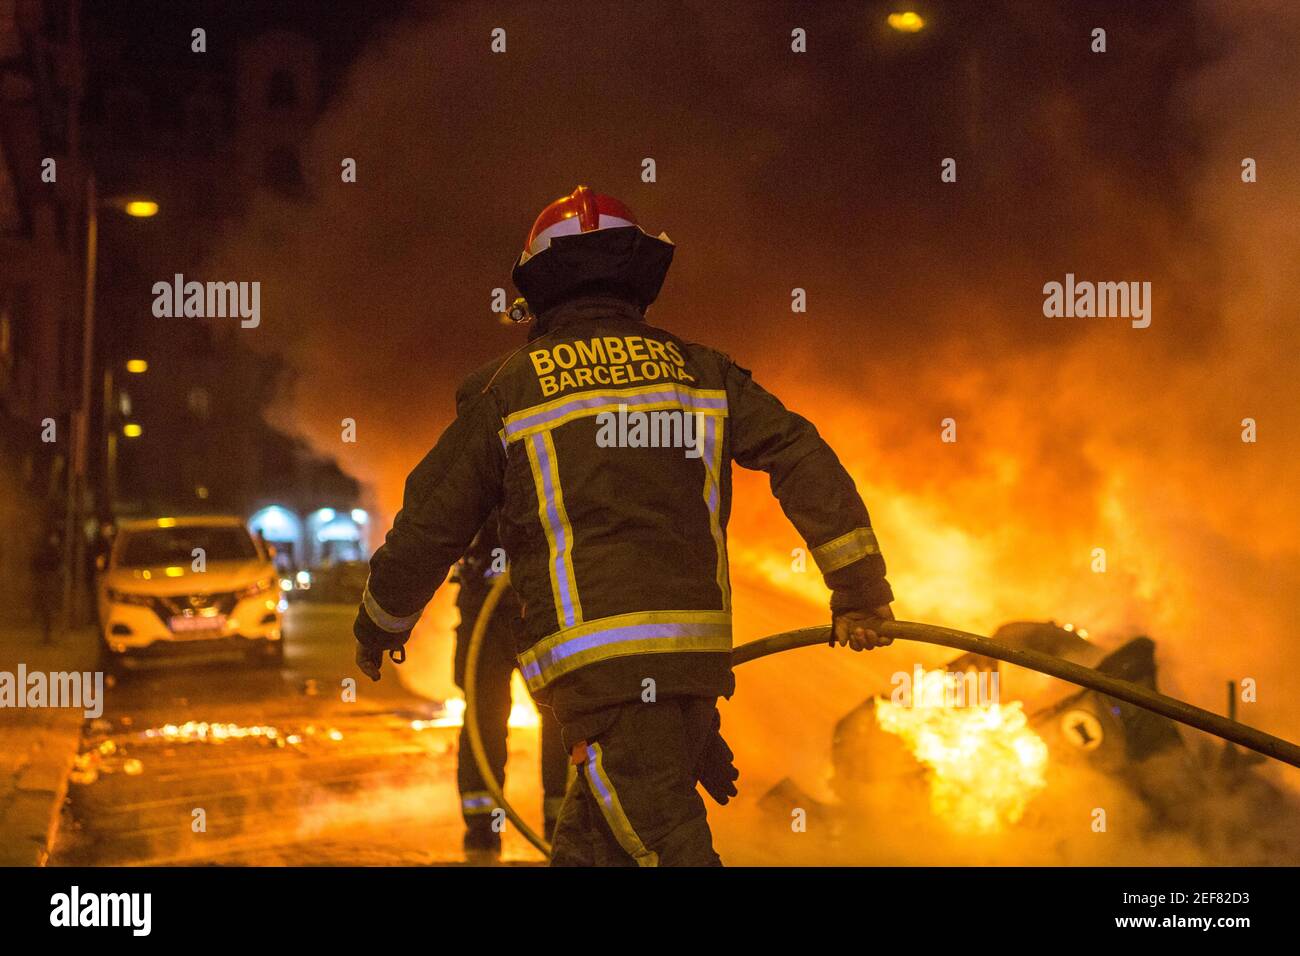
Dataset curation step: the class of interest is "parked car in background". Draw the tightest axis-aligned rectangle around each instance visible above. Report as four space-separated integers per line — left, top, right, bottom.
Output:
97 516 284 671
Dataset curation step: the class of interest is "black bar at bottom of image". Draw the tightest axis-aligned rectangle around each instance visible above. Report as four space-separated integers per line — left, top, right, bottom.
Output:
4 866 1287 941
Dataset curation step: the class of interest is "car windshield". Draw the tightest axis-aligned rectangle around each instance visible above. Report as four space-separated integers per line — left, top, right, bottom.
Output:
118 526 259 567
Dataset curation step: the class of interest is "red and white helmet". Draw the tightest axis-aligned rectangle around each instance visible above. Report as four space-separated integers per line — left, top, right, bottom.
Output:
520 185 641 260
511 185 675 318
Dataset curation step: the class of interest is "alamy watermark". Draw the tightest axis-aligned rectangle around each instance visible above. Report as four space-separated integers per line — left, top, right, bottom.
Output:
889 664 1000 708
0 665 104 718
50 886 151 936
595 403 705 459
152 273 260 328
1042 273 1151 329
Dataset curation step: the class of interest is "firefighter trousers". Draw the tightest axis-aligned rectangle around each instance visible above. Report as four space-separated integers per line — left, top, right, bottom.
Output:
550 696 722 867
454 600 568 835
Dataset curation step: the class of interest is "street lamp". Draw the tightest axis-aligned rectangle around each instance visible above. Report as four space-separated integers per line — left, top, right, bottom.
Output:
101 358 146 544
122 199 159 218
63 176 160 629
887 11 926 33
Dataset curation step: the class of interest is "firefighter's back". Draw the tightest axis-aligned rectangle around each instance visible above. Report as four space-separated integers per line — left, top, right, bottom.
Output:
480 296 736 724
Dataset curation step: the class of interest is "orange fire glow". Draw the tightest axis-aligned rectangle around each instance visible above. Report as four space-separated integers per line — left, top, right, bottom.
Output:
874 683 1049 833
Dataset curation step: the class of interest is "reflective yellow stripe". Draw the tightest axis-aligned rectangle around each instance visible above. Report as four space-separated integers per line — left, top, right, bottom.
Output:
503 384 728 444
543 432 582 626
509 399 727 443
504 384 727 430
525 431 582 628
811 527 881 574
700 416 730 610
585 743 658 867
362 579 422 633
518 610 732 692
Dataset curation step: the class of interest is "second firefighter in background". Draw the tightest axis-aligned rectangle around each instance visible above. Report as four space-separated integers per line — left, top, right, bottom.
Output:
453 514 568 857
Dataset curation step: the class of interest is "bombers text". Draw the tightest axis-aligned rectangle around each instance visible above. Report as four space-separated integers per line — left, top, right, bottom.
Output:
529 334 697 398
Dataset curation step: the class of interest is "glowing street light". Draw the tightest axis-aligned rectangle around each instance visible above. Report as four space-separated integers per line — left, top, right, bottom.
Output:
122 422 143 438
125 358 148 373
123 199 159 218
887 11 926 32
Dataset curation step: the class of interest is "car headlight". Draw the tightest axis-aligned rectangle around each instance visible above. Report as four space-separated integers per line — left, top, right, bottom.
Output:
237 577 275 600
106 588 154 606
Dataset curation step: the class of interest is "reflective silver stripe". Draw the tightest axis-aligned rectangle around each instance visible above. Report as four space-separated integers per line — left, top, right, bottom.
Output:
700 415 730 610
502 385 728 444
362 579 422 633
525 430 582 629
517 610 732 692
461 791 497 816
811 527 880 574
585 743 658 867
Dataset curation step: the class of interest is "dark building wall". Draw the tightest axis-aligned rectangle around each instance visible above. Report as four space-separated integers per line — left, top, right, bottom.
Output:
0 0 82 624
79 7 385 524
1 1 387 622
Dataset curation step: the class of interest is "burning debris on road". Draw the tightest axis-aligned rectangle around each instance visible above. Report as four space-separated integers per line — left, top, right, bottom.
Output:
742 621 1300 865
874 692 1048 834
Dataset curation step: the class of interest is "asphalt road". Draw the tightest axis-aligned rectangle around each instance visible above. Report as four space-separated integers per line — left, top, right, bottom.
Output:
50 603 547 865
46 582 1298 866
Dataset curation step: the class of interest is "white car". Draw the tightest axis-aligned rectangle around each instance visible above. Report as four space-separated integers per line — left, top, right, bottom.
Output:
98 516 284 670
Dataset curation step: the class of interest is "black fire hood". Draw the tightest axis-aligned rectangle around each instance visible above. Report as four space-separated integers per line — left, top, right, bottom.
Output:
511 225 675 322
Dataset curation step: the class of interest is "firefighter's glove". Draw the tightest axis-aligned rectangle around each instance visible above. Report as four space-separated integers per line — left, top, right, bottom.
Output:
832 604 895 652
697 709 740 806
352 606 411 682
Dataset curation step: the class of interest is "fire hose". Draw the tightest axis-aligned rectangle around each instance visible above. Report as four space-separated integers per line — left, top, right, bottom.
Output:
464 571 1300 858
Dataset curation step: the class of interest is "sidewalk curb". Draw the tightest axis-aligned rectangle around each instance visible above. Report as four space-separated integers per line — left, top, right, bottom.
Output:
0 710 85 867
0 629 96 867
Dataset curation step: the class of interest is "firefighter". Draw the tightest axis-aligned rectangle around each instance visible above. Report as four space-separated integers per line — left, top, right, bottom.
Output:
451 513 567 859
354 185 895 866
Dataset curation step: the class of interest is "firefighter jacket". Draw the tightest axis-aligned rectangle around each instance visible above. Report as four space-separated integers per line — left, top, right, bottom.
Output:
356 294 893 726
450 513 511 611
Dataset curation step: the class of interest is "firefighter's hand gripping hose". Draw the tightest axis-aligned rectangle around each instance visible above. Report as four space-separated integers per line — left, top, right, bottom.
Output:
464 571 1300 860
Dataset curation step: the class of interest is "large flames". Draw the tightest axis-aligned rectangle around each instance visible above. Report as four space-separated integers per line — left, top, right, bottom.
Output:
874 673 1048 834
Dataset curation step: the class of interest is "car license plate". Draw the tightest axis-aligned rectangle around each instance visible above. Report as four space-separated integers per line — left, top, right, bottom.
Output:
170 614 226 634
